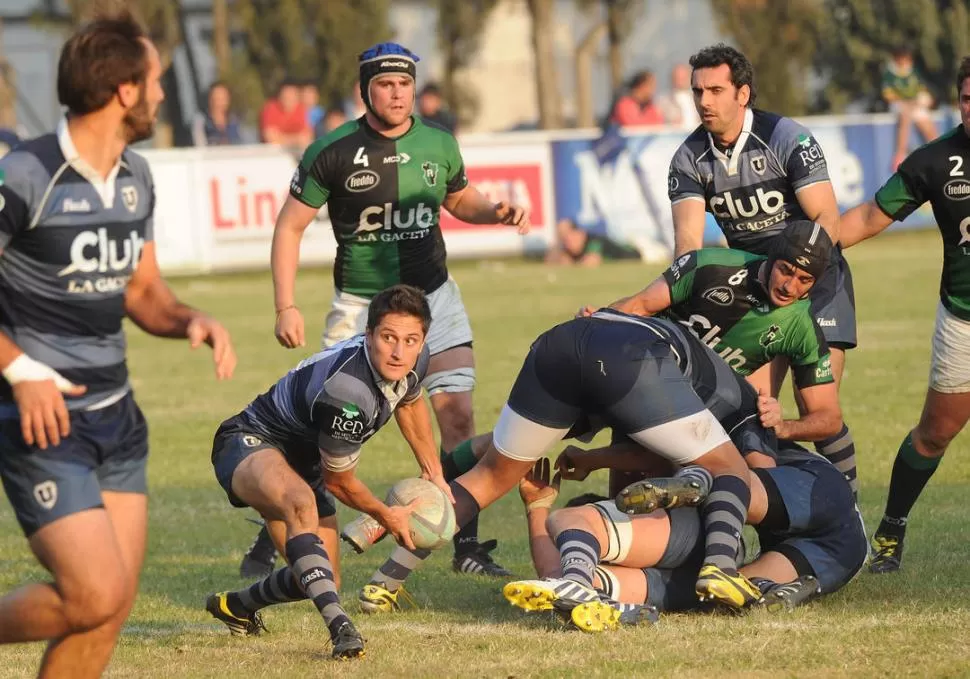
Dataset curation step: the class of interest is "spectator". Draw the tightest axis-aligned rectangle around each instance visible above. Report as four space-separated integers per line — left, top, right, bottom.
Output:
192 81 244 147
322 106 348 134
658 63 700 129
302 80 325 137
0 127 20 159
883 46 938 170
344 79 368 120
260 78 312 148
417 83 458 133
545 218 641 267
609 70 664 127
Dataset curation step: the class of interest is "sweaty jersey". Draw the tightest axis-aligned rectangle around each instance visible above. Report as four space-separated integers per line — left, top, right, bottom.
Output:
668 108 830 255
239 334 430 472
290 116 468 297
661 248 832 387
0 120 154 411
875 125 970 321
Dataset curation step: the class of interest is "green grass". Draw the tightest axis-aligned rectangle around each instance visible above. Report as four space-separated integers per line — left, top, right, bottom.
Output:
2 229 970 678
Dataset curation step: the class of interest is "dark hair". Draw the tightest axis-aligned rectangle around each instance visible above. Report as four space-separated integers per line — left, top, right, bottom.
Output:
367 284 431 335
208 80 230 97
957 56 970 94
419 83 442 98
628 70 654 90
689 43 757 106
57 13 149 115
891 46 913 59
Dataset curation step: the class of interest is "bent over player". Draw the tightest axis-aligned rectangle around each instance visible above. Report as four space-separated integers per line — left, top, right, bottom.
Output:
839 56 970 573
257 41 529 579
206 285 448 659
0 15 235 679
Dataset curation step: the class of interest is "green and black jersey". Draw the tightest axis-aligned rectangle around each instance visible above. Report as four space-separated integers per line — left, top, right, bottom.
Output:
290 116 468 297
875 125 970 320
661 248 833 388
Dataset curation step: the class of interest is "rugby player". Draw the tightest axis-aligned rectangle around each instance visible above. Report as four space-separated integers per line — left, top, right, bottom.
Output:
205 285 446 659
359 311 776 612
838 56 970 573
667 44 859 498
257 41 529 580
506 442 866 631
0 15 236 678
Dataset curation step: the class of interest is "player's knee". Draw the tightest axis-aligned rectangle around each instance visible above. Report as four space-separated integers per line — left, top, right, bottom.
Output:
914 425 953 458
279 484 319 533
434 397 475 444
546 505 599 540
61 572 129 633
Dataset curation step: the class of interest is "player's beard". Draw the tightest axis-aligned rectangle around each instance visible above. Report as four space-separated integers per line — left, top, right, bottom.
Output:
123 85 157 144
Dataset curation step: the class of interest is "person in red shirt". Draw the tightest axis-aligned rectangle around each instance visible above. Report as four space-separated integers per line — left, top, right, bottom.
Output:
610 71 665 127
260 78 312 148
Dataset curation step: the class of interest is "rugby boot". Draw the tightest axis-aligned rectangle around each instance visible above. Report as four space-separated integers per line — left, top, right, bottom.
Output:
569 597 660 633
615 475 707 514
205 592 268 637
868 534 904 574
239 522 278 579
695 565 762 609
503 577 600 614
358 581 417 614
453 539 512 577
331 620 365 659
753 575 821 612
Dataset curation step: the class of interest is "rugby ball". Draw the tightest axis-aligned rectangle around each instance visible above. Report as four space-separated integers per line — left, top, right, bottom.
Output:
385 478 456 550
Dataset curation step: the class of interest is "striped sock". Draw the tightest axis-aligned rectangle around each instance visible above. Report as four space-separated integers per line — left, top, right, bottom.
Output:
284 533 350 638
817 423 858 499
674 465 713 496
555 528 601 589
701 474 750 575
226 567 304 616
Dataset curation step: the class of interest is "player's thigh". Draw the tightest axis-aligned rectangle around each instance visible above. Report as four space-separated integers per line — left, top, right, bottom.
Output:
427 347 476 445
584 501 671 569
321 289 369 349
230 448 317 524
593 564 648 605
100 492 148 603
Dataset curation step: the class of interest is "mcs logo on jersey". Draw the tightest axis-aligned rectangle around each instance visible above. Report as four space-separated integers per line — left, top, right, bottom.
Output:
58 228 145 294
356 203 434 242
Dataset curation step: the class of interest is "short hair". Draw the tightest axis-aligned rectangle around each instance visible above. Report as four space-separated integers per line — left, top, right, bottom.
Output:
689 43 757 106
891 46 913 59
957 56 970 95
56 13 149 116
628 70 655 89
366 284 431 336
419 83 442 98
208 80 230 97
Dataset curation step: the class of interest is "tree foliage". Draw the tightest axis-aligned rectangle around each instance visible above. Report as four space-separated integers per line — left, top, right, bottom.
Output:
432 0 499 127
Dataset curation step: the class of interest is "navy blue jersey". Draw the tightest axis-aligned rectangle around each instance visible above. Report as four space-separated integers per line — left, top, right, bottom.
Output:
240 334 430 471
0 120 154 410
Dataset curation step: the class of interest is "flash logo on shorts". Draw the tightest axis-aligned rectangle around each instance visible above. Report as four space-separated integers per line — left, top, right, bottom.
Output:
33 481 57 510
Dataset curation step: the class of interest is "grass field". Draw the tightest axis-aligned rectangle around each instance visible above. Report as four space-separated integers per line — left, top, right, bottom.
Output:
2 229 970 678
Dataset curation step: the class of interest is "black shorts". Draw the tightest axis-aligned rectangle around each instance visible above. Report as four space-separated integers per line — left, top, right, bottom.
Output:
0 392 148 537
810 249 857 350
211 414 336 518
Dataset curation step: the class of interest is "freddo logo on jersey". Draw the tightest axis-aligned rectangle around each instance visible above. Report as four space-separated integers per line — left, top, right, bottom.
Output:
944 178 970 201
346 169 380 193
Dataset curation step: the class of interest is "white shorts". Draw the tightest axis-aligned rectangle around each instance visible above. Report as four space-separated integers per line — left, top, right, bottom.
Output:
321 278 475 393
929 302 970 393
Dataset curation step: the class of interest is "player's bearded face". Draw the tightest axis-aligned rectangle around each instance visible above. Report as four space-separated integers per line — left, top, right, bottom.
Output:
959 80 970 131
124 39 165 144
692 65 747 137
768 260 815 306
370 75 415 127
366 312 426 382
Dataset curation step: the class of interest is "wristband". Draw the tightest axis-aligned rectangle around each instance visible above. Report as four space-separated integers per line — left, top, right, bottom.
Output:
275 304 298 315
2 354 77 391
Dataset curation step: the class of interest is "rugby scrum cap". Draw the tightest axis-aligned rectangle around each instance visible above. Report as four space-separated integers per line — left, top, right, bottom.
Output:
358 42 420 113
769 220 832 279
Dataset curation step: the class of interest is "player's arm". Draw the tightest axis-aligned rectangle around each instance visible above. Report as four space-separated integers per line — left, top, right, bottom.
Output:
604 249 700 316
794 182 841 245
840 160 928 248
440 136 530 232
839 200 895 248
668 145 708 257
779 123 840 244
124 242 235 380
394 394 453 501
554 439 661 481
759 382 842 442
518 459 562 579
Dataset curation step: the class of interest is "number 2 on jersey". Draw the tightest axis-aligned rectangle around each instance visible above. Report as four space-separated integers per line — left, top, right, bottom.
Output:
354 146 369 168
950 155 964 177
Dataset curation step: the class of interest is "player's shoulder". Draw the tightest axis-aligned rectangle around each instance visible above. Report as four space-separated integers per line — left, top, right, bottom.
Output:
303 119 364 159
753 109 810 149
672 125 709 160
415 115 457 141
906 125 965 164
695 246 763 268
316 347 380 411
0 134 59 200
121 146 154 187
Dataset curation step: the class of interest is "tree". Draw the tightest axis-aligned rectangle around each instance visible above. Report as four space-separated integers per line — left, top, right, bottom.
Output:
526 0 563 129
0 18 16 130
211 0 231 80
432 0 500 127
708 0 826 116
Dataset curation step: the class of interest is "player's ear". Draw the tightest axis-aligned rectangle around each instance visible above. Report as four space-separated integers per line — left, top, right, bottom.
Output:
737 84 751 108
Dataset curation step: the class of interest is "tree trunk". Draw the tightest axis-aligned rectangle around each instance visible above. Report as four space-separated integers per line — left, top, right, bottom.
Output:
606 1 624 92
0 18 16 130
212 0 231 79
575 21 607 128
527 0 563 129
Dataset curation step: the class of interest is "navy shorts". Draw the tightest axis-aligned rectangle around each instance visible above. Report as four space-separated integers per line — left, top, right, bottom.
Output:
756 458 866 593
211 415 336 518
0 392 148 537
810 249 857 350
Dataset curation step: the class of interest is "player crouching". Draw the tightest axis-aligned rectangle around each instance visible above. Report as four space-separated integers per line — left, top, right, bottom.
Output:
204 285 451 659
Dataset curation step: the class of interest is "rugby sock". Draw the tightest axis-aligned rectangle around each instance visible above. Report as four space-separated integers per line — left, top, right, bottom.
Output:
369 481 481 591
876 432 942 539
701 474 750 575
817 423 859 500
674 465 713 496
556 528 601 589
284 533 350 638
226 567 304 616
442 441 481 556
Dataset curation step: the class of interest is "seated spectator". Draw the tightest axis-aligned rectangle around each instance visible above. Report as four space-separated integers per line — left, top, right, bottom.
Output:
883 46 937 170
322 106 348 134
192 81 244 147
302 80 325 137
260 78 312 148
657 64 699 129
417 83 457 133
609 71 664 127
545 218 641 267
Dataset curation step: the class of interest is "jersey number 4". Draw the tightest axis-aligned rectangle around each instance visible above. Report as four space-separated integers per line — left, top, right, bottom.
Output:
354 146 369 168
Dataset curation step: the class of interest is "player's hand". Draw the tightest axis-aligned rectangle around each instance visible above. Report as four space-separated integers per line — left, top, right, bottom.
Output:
495 201 531 235
421 471 456 504
12 378 86 450
519 458 560 511
554 445 595 481
379 502 417 551
576 305 597 318
275 306 306 349
757 389 784 431
187 314 236 380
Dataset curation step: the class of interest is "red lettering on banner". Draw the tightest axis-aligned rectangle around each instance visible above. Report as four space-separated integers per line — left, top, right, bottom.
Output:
440 165 545 231
210 176 280 230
